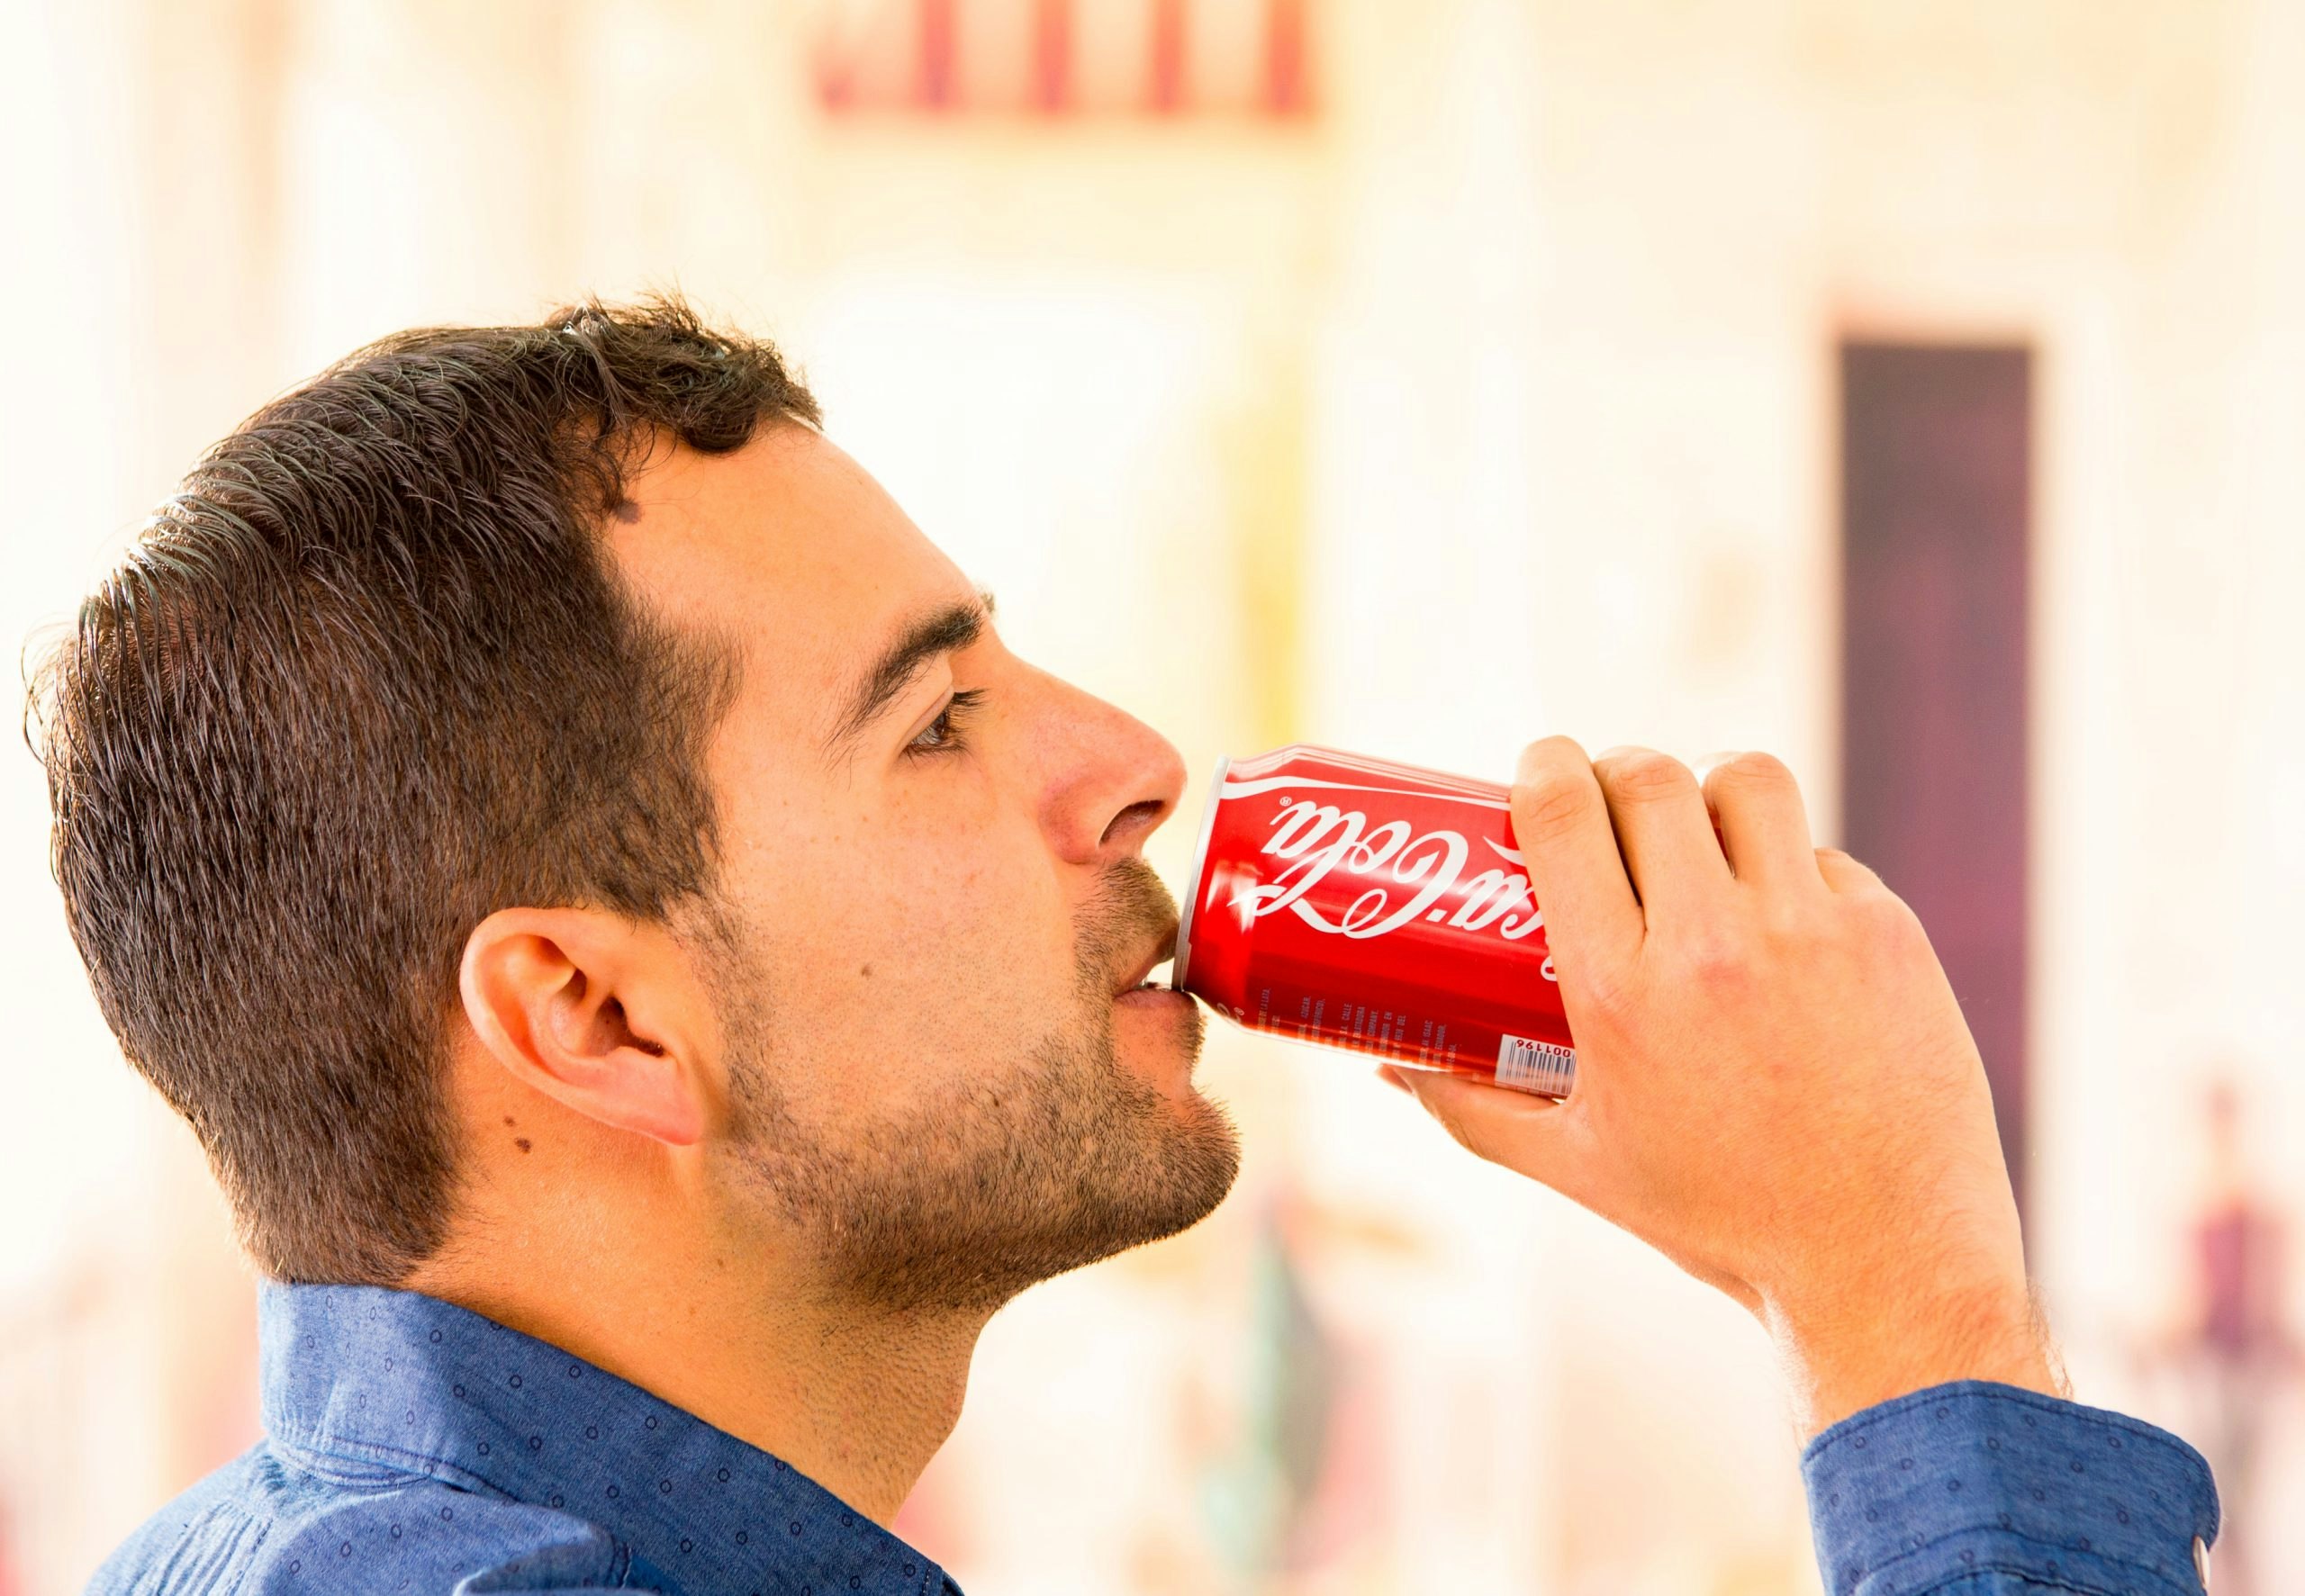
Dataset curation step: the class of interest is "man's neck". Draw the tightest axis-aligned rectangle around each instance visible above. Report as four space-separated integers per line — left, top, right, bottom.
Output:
404 1208 988 1526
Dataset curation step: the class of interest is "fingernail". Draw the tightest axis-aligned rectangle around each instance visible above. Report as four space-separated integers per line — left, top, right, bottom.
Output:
1376 1067 1412 1096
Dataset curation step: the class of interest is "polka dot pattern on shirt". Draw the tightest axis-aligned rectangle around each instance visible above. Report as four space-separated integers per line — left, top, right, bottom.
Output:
1801 1380 2220 1596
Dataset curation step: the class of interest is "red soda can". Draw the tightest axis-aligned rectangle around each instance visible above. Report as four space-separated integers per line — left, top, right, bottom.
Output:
1172 744 1576 1097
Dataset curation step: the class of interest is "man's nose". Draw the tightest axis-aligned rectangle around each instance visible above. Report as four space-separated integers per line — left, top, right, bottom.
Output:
1034 677 1189 867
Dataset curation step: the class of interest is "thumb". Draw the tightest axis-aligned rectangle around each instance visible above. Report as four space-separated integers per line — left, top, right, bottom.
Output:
1380 1066 1590 1202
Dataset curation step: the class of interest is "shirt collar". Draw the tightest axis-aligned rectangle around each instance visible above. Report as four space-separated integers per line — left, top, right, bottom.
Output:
259 1282 948 1596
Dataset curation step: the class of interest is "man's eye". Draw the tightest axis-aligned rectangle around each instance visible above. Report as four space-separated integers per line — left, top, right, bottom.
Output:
908 689 987 756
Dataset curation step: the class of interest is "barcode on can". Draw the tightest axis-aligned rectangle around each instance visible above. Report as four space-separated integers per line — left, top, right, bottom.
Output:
1495 1033 1576 1096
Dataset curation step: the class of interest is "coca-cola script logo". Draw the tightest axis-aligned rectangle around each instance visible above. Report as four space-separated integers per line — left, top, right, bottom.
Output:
1229 792 1559 980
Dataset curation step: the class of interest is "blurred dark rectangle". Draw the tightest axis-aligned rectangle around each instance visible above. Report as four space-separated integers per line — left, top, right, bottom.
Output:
1839 342 2033 1218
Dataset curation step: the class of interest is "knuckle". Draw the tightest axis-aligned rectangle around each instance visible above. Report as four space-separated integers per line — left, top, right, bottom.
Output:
1815 845 1881 888
1515 735 1587 791
1705 750 1795 795
1520 734 1586 768
1761 893 1831 948
1865 894 1931 955
1597 748 1695 804
1513 771 1595 840
1679 930 1753 986
1834 886 1926 958
1567 952 1638 1021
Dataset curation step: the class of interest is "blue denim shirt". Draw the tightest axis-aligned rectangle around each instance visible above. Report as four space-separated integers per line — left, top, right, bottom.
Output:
1802 1380 2220 1595
91 1285 2219 1594
92 1285 957 1595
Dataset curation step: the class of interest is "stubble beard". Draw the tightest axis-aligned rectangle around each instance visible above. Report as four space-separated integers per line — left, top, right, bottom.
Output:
709 860 1242 1318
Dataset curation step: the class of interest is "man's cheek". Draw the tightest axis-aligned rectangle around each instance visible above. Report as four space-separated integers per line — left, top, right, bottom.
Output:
887 829 1073 972
815 909 1071 1049
775 830 1074 1032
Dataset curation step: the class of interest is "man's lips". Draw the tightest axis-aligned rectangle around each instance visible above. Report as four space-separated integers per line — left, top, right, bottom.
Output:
1114 918 1182 996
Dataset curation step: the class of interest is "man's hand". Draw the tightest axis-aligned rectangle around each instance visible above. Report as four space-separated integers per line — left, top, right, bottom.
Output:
1379 738 2066 1438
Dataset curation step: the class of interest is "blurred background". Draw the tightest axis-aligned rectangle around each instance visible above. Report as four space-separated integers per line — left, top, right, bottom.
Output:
4 0 2303 1591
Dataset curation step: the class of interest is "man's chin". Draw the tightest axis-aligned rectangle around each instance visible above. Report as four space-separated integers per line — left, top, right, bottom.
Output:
1060 1100 1243 1282
761 990 1235 1316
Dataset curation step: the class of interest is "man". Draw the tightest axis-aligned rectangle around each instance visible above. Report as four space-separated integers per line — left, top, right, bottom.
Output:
37 299 2217 1594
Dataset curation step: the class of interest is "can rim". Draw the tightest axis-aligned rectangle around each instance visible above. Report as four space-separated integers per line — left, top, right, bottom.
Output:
1169 754 1231 993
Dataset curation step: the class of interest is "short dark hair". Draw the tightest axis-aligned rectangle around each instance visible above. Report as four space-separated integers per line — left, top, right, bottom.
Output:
26 296 820 1285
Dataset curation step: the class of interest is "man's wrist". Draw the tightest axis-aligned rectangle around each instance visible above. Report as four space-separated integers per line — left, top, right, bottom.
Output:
1765 1273 2067 1439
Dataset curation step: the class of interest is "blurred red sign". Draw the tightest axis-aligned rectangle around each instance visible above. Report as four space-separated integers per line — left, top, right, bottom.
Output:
814 0 1311 117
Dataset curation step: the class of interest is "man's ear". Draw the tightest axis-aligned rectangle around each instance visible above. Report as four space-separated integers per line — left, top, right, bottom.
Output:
457 906 710 1147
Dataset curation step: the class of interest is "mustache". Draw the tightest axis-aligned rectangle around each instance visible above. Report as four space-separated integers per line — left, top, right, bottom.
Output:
1075 857 1180 994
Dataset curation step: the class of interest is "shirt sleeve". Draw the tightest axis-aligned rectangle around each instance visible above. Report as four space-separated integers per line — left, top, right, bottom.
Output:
1800 1380 2220 1596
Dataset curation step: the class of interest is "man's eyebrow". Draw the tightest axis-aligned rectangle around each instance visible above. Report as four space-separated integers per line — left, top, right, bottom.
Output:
822 591 996 756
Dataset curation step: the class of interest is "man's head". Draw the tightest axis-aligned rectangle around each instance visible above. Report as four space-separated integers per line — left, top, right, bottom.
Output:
31 297 1238 1314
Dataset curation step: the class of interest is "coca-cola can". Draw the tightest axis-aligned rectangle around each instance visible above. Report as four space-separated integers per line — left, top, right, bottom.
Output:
1172 744 1576 1097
